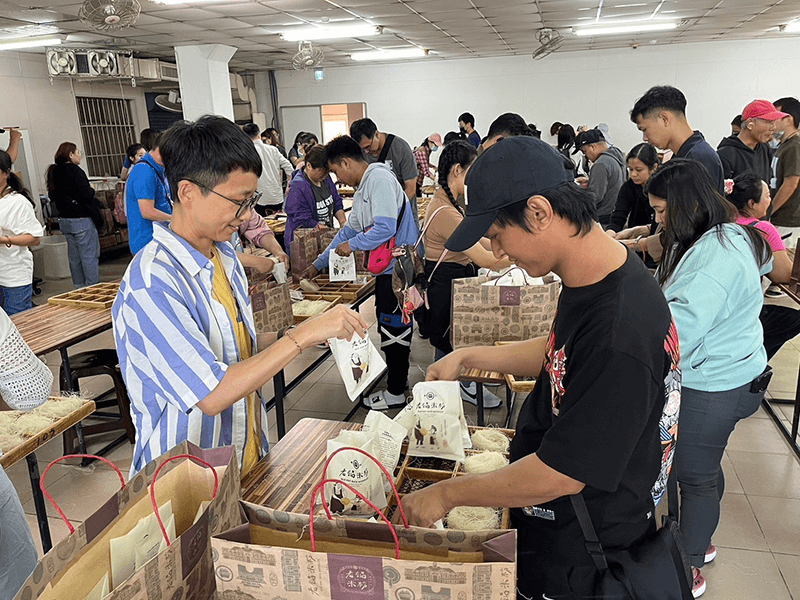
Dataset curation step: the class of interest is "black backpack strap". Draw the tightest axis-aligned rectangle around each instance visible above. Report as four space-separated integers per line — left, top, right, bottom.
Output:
395 195 406 235
378 133 395 163
569 493 609 572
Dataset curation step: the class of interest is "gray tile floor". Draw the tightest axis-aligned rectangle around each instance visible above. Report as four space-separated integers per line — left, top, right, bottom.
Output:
6 255 800 599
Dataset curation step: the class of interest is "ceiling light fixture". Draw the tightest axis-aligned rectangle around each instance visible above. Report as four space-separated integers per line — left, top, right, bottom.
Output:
153 0 229 5
784 21 800 33
281 24 381 42
573 21 677 36
350 48 427 61
0 35 62 51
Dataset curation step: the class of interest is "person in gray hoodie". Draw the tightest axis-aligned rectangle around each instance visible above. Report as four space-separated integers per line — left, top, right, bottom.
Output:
574 128 625 227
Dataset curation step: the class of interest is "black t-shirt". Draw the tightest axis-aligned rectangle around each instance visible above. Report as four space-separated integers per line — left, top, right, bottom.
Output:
306 173 335 227
509 251 680 566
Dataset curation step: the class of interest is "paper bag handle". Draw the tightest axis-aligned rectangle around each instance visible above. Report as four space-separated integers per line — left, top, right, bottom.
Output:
310 479 402 559
41 455 125 534
150 454 219 547
320 446 408 528
490 265 529 286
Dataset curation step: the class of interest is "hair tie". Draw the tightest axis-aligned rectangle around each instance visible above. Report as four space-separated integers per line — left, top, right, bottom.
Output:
724 179 734 196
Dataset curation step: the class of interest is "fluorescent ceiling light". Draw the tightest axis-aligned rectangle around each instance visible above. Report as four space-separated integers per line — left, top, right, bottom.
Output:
281 24 380 42
0 36 62 51
351 48 427 61
785 21 800 33
573 21 677 36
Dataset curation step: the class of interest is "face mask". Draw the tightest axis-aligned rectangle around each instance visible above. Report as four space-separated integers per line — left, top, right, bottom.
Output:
459 126 466 134
430 144 438 152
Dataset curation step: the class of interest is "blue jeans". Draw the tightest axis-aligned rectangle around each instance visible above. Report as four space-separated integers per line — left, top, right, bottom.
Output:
59 217 99 288
0 284 32 314
675 383 763 567
0 465 38 597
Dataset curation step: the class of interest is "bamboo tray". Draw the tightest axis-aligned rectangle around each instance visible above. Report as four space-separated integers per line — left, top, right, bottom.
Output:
48 282 120 309
292 294 342 323
0 397 96 468
494 341 537 392
292 275 374 301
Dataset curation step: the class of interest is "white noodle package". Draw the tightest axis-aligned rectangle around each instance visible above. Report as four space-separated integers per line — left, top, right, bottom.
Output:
329 250 357 282
394 381 467 461
328 333 386 401
361 410 408 487
325 430 387 515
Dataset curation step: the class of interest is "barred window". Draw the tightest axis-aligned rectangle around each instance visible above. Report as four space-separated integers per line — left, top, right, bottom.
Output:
76 97 137 178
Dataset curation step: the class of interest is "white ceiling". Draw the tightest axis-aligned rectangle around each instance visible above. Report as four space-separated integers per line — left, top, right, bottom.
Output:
0 0 799 71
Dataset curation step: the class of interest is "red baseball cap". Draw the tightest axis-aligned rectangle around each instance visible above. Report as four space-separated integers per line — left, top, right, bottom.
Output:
742 99 789 122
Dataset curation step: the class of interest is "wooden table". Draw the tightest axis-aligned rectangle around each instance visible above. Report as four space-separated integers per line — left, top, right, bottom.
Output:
1 398 96 553
242 418 359 510
770 282 800 458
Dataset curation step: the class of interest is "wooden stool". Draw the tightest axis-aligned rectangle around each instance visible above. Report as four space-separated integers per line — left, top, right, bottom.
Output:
60 349 135 456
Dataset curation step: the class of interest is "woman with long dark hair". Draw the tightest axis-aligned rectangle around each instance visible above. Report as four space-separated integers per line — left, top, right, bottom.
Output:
647 158 773 598
608 142 660 234
726 173 800 359
45 142 100 288
0 150 42 313
421 140 511 406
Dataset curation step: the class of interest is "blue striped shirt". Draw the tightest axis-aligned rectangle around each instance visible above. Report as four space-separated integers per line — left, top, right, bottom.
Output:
113 222 269 477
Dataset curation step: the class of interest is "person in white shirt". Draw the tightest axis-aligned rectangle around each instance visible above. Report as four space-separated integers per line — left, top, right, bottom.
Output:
0 150 43 314
0 307 53 595
242 123 293 216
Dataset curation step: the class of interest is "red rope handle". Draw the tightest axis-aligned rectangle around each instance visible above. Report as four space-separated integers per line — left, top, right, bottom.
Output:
310 479 401 559
319 446 408 529
40 454 125 534
150 454 219 547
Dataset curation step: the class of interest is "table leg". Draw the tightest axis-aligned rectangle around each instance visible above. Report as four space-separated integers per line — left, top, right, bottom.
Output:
274 369 287 440
793 361 800 440
505 388 515 429
26 453 53 553
59 347 73 392
476 384 485 427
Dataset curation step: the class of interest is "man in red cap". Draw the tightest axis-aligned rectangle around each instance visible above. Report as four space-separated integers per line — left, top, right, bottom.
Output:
717 99 789 182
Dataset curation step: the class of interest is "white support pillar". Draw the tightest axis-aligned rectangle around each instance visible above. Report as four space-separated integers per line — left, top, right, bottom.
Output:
174 44 237 122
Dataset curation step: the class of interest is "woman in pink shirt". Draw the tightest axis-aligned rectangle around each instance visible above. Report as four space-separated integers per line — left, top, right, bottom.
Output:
727 173 800 358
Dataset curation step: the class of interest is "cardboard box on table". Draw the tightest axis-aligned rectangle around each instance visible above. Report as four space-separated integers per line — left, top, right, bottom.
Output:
14 442 241 600
211 500 517 600
451 276 560 350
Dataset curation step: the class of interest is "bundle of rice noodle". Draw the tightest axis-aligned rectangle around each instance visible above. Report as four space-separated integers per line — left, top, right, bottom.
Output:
32 397 85 420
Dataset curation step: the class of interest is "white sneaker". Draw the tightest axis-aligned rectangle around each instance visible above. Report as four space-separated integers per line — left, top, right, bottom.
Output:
460 382 502 408
361 390 407 411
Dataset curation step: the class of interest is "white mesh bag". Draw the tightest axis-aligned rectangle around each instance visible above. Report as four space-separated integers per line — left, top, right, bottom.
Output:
0 323 53 411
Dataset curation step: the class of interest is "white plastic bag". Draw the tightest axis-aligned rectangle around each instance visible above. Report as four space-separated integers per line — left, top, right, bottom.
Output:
394 381 467 461
328 333 386 401
325 430 387 515
329 249 357 281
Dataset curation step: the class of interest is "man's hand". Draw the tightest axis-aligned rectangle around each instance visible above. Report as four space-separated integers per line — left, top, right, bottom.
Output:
575 176 589 189
9 128 21 142
605 229 618 239
303 265 319 279
335 241 352 257
427 350 465 381
273 251 290 267
251 255 276 274
395 482 451 528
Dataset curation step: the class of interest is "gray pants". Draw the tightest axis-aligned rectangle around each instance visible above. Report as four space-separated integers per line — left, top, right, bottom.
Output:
675 383 763 567
59 217 100 288
0 465 37 599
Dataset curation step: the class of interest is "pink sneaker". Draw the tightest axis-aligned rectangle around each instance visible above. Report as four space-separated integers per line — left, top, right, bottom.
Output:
692 567 706 598
705 544 717 564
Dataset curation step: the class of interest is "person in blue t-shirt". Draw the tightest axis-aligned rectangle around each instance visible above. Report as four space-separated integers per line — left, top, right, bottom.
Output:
126 136 172 254
458 112 481 148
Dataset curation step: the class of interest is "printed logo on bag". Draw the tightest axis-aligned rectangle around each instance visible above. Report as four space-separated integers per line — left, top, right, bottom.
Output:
523 505 556 521
405 566 466 584
498 286 521 306
281 550 302 592
216 565 234 582
383 567 401 587
237 565 265 588
222 546 277 566
251 291 267 312
329 556 384 600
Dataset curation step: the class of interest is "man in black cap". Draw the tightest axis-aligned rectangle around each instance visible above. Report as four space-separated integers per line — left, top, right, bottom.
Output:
574 128 625 228
397 136 680 600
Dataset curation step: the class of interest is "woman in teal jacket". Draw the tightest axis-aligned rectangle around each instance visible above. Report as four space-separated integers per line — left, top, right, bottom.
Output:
647 159 772 598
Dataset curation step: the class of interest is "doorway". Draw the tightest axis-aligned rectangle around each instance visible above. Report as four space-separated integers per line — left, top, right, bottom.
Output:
321 103 365 143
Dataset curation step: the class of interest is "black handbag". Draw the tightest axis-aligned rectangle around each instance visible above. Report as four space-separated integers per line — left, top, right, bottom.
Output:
570 469 694 599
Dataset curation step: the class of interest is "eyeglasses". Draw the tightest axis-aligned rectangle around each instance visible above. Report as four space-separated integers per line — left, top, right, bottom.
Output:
186 179 262 219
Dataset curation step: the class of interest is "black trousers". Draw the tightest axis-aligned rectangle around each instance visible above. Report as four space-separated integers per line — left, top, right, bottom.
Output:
423 260 477 356
760 304 800 360
375 273 411 395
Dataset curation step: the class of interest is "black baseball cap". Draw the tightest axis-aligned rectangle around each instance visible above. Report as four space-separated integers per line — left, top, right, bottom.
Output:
445 136 572 252
572 128 605 154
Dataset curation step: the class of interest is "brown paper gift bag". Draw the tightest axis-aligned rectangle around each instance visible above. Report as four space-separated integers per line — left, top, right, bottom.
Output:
249 279 294 334
451 274 560 350
14 442 242 600
290 228 321 283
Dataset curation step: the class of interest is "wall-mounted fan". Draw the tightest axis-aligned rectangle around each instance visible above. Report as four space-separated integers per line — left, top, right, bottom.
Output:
532 28 564 60
155 90 183 114
88 50 119 76
292 41 324 71
79 0 140 31
47 49 78 76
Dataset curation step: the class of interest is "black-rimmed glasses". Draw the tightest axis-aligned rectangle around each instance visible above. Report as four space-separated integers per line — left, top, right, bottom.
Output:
186 179 262 219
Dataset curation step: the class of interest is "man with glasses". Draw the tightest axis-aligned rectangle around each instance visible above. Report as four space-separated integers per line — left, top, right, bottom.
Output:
717 99 787 182
126 133 172 254
113 116 368 478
